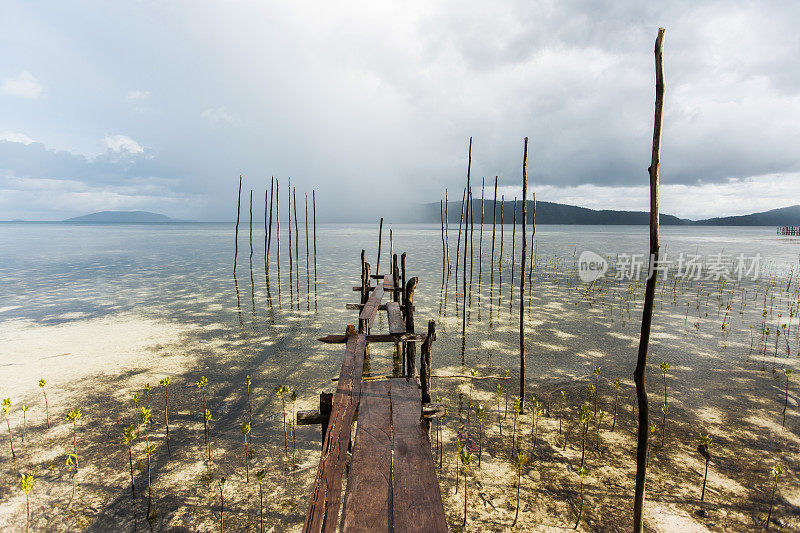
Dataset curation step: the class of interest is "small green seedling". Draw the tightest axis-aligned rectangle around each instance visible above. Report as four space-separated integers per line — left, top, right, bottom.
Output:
782 368 792 428
121 424 137 512
574 466 590 529
697 433 712 502
578 404 593 470
245 375 253 427
660 362 670 445
140 406 155 518
274 386 290 461
19 472 35 532
242 421 252 482
65 453 77 499
218 476 226 531
475 403 486 467
512 451 527 526
66 409 82 470
20 405 29 448
196 376 210 462
766 465 782 528
39 379 50 429
611 378 621 432
159 377 172 459
460 448 474 529
495 384 505 436
2 398 15 460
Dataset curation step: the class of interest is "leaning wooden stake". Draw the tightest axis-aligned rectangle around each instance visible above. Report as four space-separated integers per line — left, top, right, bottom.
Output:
267 177 274 269
312 190 317 285
376 217 384 276
276 179 281 296
234 175 242 274
249 190 254 267
294 187 300 299
456 186 466 289
463 137 472 333
633 27 665 532
520 138 528 411
479 178 485 287
445 188 450 276
305 193 310 295
288 177 293 292
490 176 498 288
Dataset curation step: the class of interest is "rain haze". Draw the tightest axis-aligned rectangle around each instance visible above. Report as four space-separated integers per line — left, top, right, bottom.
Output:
1 1 799 221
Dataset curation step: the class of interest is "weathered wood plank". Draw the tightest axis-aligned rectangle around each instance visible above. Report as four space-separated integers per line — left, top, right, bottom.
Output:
341 380 392 533
385 301 406 335
383 274 395 291
303 333 367 533
318 333 426 344
358 284 385 322
390 378 447 533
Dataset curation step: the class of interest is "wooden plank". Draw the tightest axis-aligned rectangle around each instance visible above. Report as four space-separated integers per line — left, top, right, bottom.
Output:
359 284 385 321
318 333 426 344
303 334 367 533
383 274 395 291
390 378 447 533
385 301 406 335
341 380 392 533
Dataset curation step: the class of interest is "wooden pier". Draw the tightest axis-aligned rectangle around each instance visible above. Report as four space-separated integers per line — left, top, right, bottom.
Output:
298 253 447 533
778 226 800 236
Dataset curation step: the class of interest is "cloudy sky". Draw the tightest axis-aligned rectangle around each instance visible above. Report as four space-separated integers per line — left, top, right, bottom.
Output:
1 1 798 221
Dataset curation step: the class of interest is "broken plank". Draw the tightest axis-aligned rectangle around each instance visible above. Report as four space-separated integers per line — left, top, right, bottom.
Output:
390 378 447 533
359 284 385 321
318 333 426 344
386 301 406 334
303 333 366 533
341 380 392 533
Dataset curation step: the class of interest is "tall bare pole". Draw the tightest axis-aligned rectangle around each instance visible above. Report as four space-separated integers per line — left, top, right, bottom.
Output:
267 177 274 267
377 217 384 276
288 177 293 293
276 179 281 294
456 186 466 290
633 27 665 532
519 138 528 412
463 137 472 334
479 178 485 287
511 197 517 304
234 175 242 274
498 195 504 305
490 177 498 288
305 192 310 295
445 189 450 276
293 187 299 299
249 190 254 265
312 190 317 285
440 200 446 279
469 184 474 306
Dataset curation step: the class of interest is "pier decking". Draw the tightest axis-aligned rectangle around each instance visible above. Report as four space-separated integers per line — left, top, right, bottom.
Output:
299 256 446 533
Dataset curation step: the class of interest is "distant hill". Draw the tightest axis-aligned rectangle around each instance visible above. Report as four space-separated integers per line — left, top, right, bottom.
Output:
64 211 176 223
422 201 800 226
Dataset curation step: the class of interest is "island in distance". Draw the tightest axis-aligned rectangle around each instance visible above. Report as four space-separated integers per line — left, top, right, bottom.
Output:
64 211 178 223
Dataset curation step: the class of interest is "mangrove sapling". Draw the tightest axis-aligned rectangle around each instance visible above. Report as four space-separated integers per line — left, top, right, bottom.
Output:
697 433 712 503
455 438 463 493
560 390 567 435
132 392 141 434
65 453 77 500
529 398 542 461
475 404 486 467
39 379 50 429
2 399 15 460
205 409 213 462
242 422 251 482
611 378 621 432
290 390 298 467
510 395 521 458
66 408 81 470
782 368 792 428
159 377 172 459
256 469 266 532
592 366 601 419
21 404 28 448
144 382 151 409
574 466 589 530
660 361 670 446
595 410 605 450
19 473 34 532
140 406 156 518
495 384 504 436
512 451 527 527
274 385 289 463
218 476 226 533
766 466 782 528
578 404 593 470
460 447 475 529
196 376 210 462
245 375 253 427
121 425 137 514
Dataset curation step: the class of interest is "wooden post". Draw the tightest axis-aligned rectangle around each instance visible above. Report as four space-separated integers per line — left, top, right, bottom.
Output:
305 192 310 295
404 277 419 377
401 252 407 310
267 177 274 265
529 193 535 280
389 229 393 275
312 190 317 285
490 176 498 288
234 175 242 274
440 200 446 279
393 253 399 303
456 186 465 289
463 137 471 332
420 320 436 404
376 217 384 276
499 195 505 303
249 190 254 265
469 184 474 307
360 262 371 333
276 179 281 296
519 138 528 412
445 188 450 276
288 177 293 291
360 250 367 305
479 177 485 288
294 187 299 298
633 27 665 533
511 197 517 302
319 392 333 447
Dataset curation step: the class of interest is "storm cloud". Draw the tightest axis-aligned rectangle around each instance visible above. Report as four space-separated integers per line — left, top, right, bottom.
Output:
1 1 798 220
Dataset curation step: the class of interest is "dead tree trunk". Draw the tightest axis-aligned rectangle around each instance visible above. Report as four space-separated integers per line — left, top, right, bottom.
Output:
633 27 665 532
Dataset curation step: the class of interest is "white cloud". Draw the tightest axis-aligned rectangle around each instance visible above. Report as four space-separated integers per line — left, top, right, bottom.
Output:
103 134 144 154
126 89 150 100
201 107 237 126
1 71 43 98
0 131 35 145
